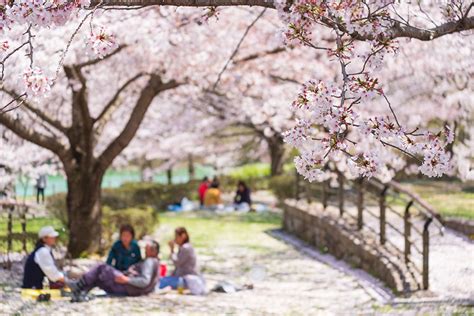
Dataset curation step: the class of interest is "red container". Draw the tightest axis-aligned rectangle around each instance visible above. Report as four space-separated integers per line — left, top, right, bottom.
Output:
160 263 167 277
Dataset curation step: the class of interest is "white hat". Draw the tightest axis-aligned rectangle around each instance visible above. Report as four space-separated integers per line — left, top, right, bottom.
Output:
38 226 59 239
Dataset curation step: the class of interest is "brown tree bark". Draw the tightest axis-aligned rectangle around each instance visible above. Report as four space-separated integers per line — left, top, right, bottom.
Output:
167 168 173 185
188 154 195 180
66 168 104 257
266 135 285 176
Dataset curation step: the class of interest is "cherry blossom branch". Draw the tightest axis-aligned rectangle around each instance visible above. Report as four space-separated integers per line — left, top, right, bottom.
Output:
381 92 401 128
0 88 68 133
25 25 34 68
233 46 286 64
0 92 26 114
75 44 127 69
95 72 147 123
54 10 96 79
359 16 474 41
213 8 266 90
91 0 275 8
0 41 29 81
0 112 67 158
96 75 181 173
379 140 421 163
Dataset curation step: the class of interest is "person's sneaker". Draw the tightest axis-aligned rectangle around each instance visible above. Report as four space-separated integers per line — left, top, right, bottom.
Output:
65 278 81 293
70 291 90 303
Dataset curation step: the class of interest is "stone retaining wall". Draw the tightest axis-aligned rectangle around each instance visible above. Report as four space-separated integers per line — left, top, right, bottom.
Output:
283 200 417 294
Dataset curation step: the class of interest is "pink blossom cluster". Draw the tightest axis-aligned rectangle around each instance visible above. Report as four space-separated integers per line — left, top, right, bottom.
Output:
23 67 50 96
86 26 118 58
1 0 90 31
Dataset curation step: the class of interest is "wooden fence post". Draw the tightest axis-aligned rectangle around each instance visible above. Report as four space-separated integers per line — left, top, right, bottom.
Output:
7 205 13 253
357 178 364 230
423 217 433 290
21 206 28 253
404 200 413 263
379 186 388 245
321 180 328 209
294 168 300 200
337 172 344 217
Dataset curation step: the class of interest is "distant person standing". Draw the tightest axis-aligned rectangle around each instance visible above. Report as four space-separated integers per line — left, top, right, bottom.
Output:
36 174 47 204
198 177 210 207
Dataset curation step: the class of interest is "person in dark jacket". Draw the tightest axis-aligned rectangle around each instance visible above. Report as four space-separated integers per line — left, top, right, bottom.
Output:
106 224 142 271
234 181 251 205
67 241 160 302
22 226 64 289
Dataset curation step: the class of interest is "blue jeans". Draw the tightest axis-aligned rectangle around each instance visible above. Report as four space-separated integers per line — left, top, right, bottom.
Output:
159 276 181 289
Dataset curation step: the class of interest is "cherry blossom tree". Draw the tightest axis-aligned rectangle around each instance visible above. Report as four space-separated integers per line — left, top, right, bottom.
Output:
0 9 187 256
0 7 293 255
0 1 472 256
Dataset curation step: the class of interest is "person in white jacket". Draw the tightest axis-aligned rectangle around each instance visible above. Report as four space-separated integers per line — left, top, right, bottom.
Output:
22 226 64 289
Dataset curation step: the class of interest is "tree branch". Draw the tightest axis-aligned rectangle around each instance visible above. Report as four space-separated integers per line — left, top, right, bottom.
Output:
213 8 267 90
94 72 146 124
91 0 274 8
233 46 286 64
0 88 68 134
0 113 67 158
63 65 93 130
96 75 181 173
92 1 473 41
75 45 127 69
386 16 474 41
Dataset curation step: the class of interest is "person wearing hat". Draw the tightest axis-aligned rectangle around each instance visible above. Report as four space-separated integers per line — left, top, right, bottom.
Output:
22 226 64 289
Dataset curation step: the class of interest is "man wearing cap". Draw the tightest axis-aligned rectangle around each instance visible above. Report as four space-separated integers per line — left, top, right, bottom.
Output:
22 226 64 289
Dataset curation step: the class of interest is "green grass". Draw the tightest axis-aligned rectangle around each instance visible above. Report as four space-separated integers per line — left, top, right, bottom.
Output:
0 217 66 252
228 163 271 180
155 211 283 257
401 180 474 220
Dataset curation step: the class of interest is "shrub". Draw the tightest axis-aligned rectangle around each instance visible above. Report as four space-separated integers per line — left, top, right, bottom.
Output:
219 163 271 192
46 193 68 227
228 163 271 179
269 173 327 202
102 206 156 248
269 174 296 200
102 181 199 211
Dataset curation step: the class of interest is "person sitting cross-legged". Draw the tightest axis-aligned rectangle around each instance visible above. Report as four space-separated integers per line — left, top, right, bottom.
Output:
67 241 160 302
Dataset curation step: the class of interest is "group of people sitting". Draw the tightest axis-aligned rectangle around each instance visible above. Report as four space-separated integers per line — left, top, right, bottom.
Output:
198 177 252 211
22 224 203 302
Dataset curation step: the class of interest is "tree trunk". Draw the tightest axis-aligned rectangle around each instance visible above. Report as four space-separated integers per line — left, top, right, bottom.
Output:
268 137 285 176
66 170 104 258
167 168 173 185
188 154 195 181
